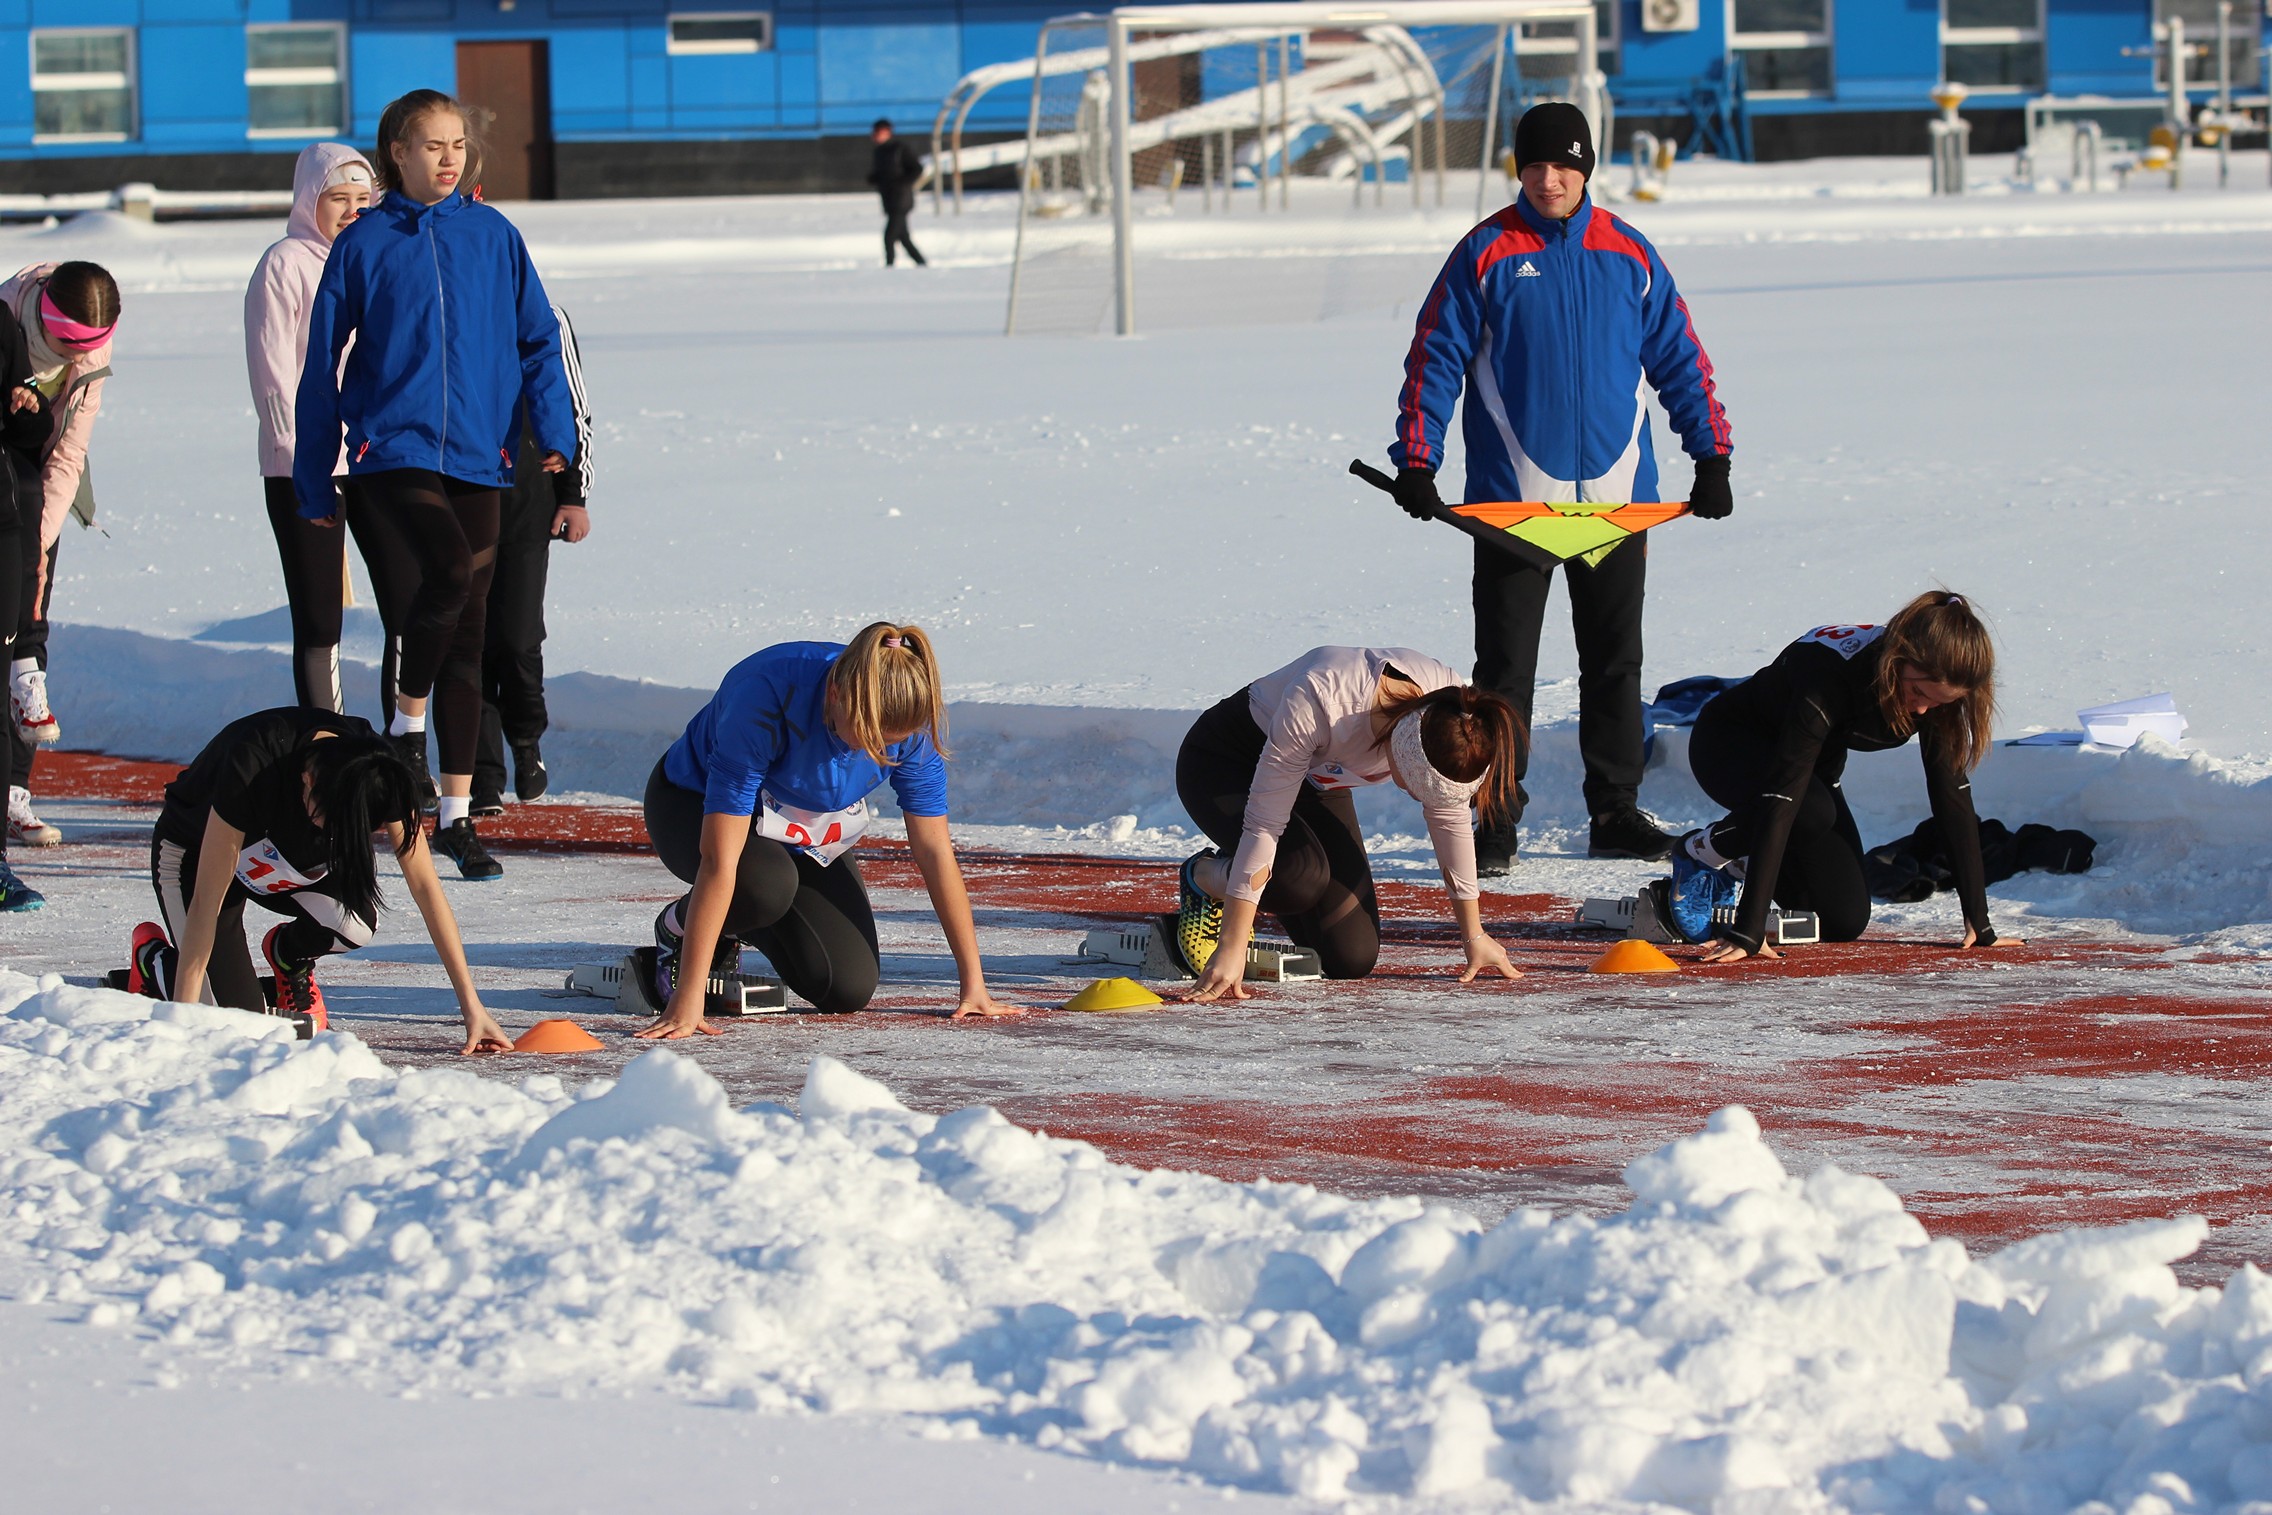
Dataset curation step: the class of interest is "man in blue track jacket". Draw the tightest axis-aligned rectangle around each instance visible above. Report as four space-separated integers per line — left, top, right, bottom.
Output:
1386 102 1734 870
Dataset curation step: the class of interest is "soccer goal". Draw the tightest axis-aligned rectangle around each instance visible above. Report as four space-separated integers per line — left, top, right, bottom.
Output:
996 1 1607 336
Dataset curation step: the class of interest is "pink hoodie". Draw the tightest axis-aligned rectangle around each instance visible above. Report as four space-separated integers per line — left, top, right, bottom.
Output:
244 142 373 477
0 261 113 552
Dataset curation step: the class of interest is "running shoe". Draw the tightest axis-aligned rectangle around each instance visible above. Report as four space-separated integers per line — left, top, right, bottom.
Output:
1667 832 1740 945
0 860 42 913
11 666 57 747
512 740 548 802
469 787 506 819
651 902 738 1008
432 817 504 881
393 730 438 813
7 786 59 847
1171 849 1225 976
260 925 327 1037
127 921 173 998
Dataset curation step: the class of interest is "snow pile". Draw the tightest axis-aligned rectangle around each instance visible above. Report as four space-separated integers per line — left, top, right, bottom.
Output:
8 968 2272 1508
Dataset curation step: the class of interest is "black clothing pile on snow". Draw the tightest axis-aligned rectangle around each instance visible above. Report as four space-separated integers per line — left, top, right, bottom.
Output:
1865 818 2096 904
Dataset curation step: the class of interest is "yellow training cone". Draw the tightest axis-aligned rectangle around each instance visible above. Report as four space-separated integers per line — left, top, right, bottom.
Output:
513 1018 606 1052
1064 976 1164 1013
1588 939 1679 975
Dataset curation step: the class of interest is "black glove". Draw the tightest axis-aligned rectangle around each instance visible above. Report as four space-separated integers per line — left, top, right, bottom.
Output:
1392 467 1443 522
1687 454 1733 520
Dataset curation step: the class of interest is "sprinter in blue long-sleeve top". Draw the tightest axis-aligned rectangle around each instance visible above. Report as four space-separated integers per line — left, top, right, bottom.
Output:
635 623 1015 1032
1384 102 1735 874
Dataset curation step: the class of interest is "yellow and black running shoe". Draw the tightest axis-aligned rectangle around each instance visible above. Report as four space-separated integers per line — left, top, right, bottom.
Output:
1172 850 1225 976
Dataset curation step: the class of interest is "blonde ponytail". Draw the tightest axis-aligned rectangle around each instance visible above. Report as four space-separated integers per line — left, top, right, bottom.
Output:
827 622 949 763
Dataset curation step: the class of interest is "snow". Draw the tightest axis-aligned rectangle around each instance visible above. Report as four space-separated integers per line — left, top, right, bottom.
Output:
8 968 2272 1509
6 153 2272 1506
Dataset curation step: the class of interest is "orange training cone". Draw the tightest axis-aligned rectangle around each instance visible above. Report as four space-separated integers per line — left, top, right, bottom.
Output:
513 1018 606 1053
1588 938 1679 975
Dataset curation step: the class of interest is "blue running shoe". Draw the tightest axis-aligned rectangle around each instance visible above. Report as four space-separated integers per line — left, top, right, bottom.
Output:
0 859 44 912
1667 832 1737 945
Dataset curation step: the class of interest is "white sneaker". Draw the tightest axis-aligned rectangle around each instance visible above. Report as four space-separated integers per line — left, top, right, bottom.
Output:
11 668 58 747
7 786 59 848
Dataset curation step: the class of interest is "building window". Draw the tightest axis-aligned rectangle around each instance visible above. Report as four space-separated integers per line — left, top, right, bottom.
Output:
1942 0 2043 92
31 29 137 142
666 13 774 55
1516 1 1621 79
246 24 348 137
1729 0 1831 96
2154 0 2262 89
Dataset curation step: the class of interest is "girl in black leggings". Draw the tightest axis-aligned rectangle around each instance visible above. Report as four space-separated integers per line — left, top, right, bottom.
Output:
1172 646 1526 1003
1671 591 2014 961
291 90 576 882
130 710 510 1052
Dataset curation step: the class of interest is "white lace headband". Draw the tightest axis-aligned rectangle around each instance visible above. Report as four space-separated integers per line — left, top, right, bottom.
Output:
1390 710 1484 808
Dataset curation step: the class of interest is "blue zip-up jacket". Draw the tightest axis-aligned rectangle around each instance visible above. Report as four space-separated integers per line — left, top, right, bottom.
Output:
664 642 950 820
1390 193 1730 506
293 190 576 519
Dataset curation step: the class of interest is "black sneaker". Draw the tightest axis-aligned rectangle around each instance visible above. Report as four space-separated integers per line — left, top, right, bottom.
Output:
512 740 548 802
432 817 504 881
394 731 438 813
470 788 505 818
1475 821 1519 877
1588 807 1677 861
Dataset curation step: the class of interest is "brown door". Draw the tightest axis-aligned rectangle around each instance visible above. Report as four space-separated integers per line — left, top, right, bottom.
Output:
456 40 554 200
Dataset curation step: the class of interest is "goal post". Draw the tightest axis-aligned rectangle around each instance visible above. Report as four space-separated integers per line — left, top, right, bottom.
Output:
1002 1 1606 337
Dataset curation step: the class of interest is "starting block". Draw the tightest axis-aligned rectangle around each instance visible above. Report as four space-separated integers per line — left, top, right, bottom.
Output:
565 950 790 1016
1577 881 1820 947
1074 919 1324 982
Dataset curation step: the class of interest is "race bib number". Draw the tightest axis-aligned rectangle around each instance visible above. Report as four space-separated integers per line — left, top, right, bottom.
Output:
1307 759 1389 792
236 838 324 896
1803 624 1886 660
754 791 870 866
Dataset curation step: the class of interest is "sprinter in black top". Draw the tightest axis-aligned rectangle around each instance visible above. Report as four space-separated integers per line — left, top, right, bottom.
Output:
130 708 510 1052
1670 591 2009 961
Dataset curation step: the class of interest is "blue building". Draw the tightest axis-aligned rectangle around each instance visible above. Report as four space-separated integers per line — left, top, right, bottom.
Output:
0 1 2259 197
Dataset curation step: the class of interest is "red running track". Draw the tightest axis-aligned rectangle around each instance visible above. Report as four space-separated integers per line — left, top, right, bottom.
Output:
43 751 2272 1281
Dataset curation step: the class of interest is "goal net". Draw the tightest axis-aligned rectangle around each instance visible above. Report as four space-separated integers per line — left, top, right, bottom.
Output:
1001 2 1605 336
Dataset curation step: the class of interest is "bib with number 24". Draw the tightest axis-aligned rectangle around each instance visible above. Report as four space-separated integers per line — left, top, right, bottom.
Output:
754 790 870 866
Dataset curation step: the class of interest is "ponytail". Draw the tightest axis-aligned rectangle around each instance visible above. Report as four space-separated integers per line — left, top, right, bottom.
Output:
1374 683 1526 827
827 622 949 764
303 734 423 925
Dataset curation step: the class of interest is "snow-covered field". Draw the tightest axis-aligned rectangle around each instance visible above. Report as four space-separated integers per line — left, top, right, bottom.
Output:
4 155 2272 1510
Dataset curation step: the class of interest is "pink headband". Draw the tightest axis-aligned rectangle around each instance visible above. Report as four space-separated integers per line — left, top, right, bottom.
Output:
39 291 113 351
882 636 904 648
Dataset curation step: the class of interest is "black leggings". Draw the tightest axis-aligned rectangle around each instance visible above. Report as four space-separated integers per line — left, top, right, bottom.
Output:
149 834 375 1013
0 510 18 855
643 761 882 1013
354 469 500 776
264 477 345 711
1175 691 1381 979
1688 703 1871 942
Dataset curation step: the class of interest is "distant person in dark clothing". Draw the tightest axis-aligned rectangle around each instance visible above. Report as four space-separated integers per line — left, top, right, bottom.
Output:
867 119 927 268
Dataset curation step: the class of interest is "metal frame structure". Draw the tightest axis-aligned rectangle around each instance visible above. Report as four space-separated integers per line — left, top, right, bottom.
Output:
1005 1 1603 337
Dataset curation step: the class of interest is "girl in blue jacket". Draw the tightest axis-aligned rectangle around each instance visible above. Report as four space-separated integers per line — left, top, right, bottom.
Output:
292 89 578 882
633 623 1015 1032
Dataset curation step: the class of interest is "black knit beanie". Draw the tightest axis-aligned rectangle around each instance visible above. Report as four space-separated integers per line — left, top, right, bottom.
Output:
1513 102 1595 180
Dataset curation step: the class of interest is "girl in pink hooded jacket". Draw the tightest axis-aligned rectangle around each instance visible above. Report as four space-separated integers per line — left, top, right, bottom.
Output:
1 259 118 851
244 142 375 713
